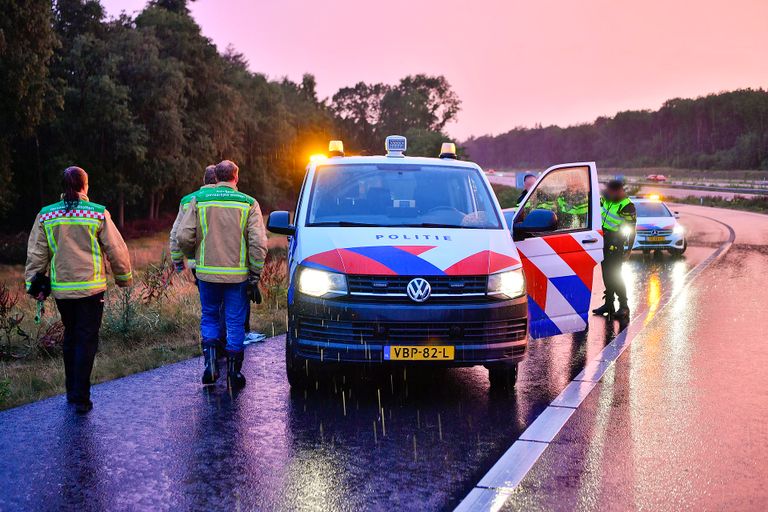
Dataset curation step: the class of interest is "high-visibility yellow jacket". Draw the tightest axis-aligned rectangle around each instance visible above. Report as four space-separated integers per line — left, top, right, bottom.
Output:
176 182 268 284
600 197 635 232
169 184 217 268
25 193 133 299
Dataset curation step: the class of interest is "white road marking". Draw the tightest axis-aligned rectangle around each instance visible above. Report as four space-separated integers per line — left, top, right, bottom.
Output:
455 213 735 511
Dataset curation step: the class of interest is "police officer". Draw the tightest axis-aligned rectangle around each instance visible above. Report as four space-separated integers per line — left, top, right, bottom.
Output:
593 179 636 318
25 166 133 413
177 160 267 390
516 173 537 204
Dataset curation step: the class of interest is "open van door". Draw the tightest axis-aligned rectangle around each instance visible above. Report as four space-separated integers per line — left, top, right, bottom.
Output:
512 162 603 338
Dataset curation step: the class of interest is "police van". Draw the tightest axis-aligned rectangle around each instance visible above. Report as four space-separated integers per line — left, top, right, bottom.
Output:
267 136 604 389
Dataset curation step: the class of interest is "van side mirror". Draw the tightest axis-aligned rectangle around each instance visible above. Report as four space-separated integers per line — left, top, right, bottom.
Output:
513 209 558 240
674 211 680 218
267 211 295 236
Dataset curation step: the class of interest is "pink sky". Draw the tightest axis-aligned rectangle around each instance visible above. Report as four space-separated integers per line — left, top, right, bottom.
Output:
102 0 768 140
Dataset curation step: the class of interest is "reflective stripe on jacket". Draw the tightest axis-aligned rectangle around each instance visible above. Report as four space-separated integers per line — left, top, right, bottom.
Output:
169 184 217 268
557 196 589 215
25 194 133 299
176 182 268 284
600 197 633 232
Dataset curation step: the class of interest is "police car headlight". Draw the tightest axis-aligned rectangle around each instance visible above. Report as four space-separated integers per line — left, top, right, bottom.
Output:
298 267 347 297
487 269 526 299
673 224 685 235
620 225 633 237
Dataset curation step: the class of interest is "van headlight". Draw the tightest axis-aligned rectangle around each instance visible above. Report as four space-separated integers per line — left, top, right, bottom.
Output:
487 269 526 299
673 224 685 235
298 267 348 297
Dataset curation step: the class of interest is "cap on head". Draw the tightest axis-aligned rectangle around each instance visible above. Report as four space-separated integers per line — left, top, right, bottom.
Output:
606 179 625 191
215 160 239 182
203 165 217 185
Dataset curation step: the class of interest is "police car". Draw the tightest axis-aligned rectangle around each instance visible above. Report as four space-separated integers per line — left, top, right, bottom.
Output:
625 195 686 255
267 136 604 389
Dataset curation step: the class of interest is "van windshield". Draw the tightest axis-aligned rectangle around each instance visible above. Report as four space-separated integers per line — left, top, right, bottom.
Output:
306 164 501 229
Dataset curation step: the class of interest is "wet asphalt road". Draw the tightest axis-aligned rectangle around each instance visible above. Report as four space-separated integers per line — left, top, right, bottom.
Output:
500 205 768 511
0 205 749 511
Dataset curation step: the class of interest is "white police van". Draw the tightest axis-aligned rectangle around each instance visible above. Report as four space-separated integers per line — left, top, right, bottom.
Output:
267 136 604 389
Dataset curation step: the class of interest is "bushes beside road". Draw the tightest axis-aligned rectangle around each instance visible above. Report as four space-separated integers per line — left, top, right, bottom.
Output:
0 236 289 410
674 195 768 214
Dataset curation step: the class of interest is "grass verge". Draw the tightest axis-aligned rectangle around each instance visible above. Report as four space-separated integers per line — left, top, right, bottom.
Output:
0 235 288 411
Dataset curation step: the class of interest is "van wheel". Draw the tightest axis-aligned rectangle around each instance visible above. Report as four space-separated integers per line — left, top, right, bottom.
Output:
285 343 312 389
488 364 518 390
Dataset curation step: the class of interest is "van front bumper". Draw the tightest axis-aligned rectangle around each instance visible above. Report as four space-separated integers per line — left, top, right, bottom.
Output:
287 295 529 366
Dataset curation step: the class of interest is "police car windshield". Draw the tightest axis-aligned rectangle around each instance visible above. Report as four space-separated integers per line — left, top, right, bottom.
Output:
635 201 671 217
306 164 501 229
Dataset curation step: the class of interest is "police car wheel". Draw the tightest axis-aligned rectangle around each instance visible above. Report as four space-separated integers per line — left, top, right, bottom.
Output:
668 241 687 256
285 343 312 389
488 364 518 390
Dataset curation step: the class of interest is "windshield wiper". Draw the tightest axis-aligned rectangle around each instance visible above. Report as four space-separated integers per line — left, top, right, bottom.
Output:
310 221 380 227
400 222 470 229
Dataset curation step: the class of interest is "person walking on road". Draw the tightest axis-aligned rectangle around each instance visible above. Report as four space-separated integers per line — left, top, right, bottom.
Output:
25 166 133 413
177 160 267 390
170 165 229 356
592 179 636 319
169 164 217 273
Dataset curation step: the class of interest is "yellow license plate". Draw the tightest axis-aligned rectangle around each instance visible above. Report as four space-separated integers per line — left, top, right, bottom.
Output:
647 236 667 242
384 345 455 361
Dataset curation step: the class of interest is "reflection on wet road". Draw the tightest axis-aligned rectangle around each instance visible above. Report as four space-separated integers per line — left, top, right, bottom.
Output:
501 205 768 511
0 207 733 511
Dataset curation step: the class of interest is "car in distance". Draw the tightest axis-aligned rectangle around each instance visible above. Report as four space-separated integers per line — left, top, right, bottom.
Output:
625 195 686 255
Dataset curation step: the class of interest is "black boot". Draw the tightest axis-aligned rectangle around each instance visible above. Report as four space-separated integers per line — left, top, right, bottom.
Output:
73 400 93 414
215 338 227 362
615 303 630 318
592 303 614 316
202 346 219 385
227 352 246 390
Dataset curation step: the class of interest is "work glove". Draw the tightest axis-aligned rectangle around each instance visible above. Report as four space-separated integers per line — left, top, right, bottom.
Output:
174 260 185 274
27 273 51 301
247 273 262 304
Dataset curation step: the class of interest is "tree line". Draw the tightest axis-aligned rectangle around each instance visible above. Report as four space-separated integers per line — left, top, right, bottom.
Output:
464 89 768 172
0 0 460 231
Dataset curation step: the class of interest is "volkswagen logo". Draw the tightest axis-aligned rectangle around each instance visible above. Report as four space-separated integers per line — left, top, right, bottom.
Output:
406 278 432 302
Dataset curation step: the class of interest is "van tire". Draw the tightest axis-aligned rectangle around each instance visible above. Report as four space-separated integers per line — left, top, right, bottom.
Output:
488 364 518 390
285 343 312 389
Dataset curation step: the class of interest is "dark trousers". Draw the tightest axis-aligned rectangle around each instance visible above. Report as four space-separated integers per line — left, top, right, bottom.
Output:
56 292 105 404
602 235 628 308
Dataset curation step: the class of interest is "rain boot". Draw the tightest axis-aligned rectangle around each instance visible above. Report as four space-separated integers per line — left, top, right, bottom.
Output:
592 303 614 316
202 346 219 385
74 400 93 414
615 303 630 319
227 351 246 390
216 338 227 362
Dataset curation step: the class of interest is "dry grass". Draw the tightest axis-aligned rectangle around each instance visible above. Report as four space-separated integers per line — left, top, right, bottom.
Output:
0 233 289 410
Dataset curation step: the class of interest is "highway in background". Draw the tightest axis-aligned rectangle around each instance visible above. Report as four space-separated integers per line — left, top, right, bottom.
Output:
1 205 766 511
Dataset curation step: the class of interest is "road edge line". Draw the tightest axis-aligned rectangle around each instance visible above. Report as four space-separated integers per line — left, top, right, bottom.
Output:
454 213 735 512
